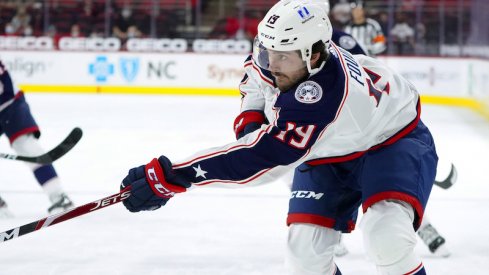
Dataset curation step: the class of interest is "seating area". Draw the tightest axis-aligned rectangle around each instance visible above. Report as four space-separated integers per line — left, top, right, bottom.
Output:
0 0 190 38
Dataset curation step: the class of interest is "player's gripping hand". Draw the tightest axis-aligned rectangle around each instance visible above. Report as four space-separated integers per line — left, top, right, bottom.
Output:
120 156 191 212
233 110 266 139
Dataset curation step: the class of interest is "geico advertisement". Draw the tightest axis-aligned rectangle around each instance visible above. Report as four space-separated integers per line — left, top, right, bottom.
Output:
0 51 247 88
0 51 487 96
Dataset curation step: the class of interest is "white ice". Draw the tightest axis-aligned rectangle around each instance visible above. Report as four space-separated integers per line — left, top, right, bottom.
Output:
0 94 488 275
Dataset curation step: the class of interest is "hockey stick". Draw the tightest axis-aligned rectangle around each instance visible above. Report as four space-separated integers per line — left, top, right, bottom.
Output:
0 127 83 164
0 187 131 243
434 163 457 189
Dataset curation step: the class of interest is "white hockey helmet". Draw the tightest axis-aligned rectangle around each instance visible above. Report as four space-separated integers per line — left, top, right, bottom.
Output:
304 0 330 14
253 0 332 74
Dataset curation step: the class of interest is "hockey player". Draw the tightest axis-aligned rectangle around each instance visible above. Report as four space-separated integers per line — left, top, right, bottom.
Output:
290 0 451 258
0 60 74 216
121 1 436 274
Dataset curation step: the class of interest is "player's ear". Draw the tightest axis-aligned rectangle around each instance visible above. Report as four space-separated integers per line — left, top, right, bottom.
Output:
310 53 321 68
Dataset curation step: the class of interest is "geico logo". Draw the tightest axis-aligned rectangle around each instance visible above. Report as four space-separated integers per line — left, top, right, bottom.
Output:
58 37 121 51
193 39 251 54
0 36 54 50
126 38 187 53
291 191 324 200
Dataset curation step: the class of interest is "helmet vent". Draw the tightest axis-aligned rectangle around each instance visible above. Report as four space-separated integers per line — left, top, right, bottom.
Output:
285 27 293 31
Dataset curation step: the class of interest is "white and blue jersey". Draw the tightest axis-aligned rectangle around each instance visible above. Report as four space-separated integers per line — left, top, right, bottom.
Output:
172 44 420 186
170 43 437 231
0 60 40 143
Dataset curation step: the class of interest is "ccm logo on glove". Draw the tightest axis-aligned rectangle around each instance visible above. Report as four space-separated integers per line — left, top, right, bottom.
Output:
145 158 186 198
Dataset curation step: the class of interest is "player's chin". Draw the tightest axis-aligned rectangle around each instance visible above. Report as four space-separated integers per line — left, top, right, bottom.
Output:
275 77 292 91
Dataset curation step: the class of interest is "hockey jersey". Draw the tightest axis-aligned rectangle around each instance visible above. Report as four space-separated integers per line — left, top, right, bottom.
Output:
172 43 420 188
0 61 22 113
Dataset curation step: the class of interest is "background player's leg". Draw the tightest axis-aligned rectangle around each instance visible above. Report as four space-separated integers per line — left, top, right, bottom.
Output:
0 195 14 218
361 200 426 275
11 134 73 213
286 223 342 275
417 216 450 257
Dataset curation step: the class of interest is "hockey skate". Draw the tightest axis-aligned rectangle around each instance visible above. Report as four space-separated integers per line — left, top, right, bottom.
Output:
417 223 451 257
48 193 74 214
0 196 14 218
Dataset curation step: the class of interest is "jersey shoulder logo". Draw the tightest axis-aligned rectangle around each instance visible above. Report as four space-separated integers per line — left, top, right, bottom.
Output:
339 35 357 50
295 81 323 104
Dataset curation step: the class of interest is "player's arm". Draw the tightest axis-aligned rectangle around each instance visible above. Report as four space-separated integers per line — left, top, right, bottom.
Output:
120 93 343 212
234 55 273 139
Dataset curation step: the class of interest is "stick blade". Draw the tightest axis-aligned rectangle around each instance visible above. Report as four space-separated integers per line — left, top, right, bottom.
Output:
434 164 457 189
36 127 83 164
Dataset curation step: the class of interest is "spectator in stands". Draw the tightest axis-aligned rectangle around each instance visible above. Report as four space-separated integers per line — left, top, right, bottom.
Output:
191 0 210 25
113 6 143 41
4 23 16 36
69 23 83 38
330 0 351 29
74 0 102 37
244 10 262 40
7 5 33 36
344 2 386 56
390 13 415 55
44 24 62 47
208 8 240 39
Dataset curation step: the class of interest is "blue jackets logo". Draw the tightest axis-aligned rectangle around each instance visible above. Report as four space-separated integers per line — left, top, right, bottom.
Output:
120 57 139 82
295 81 323 104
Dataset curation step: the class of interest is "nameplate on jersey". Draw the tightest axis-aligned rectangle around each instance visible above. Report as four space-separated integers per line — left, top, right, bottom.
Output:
295 81 323 104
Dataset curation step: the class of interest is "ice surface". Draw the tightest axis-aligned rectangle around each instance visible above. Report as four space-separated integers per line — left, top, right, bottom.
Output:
0 94 488 274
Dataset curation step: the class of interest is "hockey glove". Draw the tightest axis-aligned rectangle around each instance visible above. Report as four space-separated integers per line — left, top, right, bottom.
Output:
120 156 191 212
233 110 266 139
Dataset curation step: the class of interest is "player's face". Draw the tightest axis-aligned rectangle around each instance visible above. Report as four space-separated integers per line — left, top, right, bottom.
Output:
268 51 308 91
